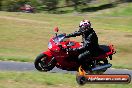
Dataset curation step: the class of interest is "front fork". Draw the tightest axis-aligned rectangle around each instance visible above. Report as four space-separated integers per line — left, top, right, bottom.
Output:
47 57 56 67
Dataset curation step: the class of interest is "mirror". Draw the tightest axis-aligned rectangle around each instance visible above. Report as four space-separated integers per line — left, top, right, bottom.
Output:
54 27 59 32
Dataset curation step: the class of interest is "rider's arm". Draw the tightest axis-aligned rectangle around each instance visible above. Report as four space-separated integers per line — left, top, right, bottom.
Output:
65 29 83 38
72 29 94 52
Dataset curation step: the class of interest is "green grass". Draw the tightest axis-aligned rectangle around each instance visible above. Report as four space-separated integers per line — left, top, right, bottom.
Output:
111 3 132 16
0 11 132 32
98 3 132 16
0 71 75 85
0 56 32 62
0 71 131 88
0 71 75 88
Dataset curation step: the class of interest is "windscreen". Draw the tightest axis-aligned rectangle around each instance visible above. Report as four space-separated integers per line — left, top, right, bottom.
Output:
53 34 65 44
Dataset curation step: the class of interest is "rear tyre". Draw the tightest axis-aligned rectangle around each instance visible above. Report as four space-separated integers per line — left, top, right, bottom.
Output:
85 59 108 74
94 59 108 74
34 53 56 72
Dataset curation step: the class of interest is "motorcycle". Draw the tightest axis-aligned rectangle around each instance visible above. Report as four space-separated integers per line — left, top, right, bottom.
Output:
34 27 116 83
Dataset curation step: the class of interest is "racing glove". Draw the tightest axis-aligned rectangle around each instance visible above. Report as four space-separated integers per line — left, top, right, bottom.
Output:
65 34 73 38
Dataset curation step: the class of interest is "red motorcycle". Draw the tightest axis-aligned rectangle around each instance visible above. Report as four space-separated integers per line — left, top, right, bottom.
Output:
34 28 116 74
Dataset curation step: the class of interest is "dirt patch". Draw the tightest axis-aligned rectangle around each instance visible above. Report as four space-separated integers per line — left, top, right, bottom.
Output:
124 34 132 38
0 16 49 24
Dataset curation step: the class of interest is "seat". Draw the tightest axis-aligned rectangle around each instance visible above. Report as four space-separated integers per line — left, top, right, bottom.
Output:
99 45 110 53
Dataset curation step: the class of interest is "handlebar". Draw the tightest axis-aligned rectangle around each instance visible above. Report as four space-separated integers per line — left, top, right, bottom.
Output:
58 44 70 54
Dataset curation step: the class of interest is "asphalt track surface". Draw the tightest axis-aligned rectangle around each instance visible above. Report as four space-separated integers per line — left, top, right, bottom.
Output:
0 61 132 78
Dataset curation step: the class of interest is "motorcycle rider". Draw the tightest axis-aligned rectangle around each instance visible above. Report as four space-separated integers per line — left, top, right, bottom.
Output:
65 20 99 70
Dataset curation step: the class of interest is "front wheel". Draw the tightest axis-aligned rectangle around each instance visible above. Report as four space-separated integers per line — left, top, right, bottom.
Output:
34 53 56 72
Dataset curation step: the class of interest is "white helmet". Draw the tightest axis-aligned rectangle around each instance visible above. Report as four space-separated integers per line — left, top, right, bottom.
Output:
79 20 91 29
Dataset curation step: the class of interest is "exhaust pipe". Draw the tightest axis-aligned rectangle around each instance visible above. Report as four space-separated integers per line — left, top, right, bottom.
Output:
92 64 112 71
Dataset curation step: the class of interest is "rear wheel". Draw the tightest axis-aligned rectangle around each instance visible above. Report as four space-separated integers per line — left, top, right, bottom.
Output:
34 53 56 72
93 59 108 74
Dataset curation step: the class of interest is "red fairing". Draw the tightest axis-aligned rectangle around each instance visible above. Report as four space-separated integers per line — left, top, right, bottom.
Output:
42 50 53 60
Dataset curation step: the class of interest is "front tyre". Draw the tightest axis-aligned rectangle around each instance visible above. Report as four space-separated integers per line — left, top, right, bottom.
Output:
34 53 56 72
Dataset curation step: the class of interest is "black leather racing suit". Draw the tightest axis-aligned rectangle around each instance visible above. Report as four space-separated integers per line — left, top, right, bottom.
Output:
66 28 99 68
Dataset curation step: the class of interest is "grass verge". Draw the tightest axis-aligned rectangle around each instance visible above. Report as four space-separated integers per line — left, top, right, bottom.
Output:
0 71 131 88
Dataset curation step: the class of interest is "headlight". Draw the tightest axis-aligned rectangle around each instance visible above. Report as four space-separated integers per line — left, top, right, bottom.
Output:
48 42 52 49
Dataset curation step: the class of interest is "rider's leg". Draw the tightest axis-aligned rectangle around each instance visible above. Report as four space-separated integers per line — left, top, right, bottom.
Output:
78 51 91 70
